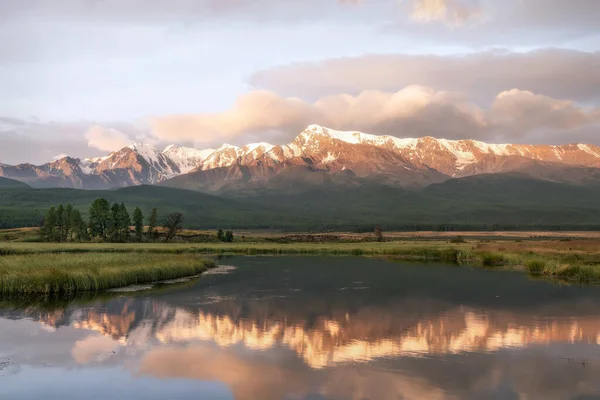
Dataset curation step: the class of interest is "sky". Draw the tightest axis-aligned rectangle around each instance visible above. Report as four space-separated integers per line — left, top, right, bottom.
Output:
0 0 599 164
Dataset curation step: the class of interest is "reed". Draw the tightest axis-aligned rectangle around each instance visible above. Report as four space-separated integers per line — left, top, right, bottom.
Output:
0 253 215 295
526 259 546 273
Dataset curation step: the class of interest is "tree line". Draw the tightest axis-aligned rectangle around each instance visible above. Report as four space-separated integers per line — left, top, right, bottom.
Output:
217 229 234 242
41 198 183 243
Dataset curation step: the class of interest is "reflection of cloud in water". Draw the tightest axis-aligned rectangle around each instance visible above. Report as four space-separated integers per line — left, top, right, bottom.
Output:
203 265 237 275
137 343 457 400
149 307 600 369
71 335 124 364
136 342 600 400
197 296 236 305
3 296 600 399
12 298 600 371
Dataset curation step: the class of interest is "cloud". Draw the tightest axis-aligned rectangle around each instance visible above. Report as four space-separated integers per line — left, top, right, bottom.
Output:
391 0 600 47
85 125 132 152
490 89 600 133
52 153 69 160
0 118 147 164
3 84 600 167
0 0 365 24
409 0 481 27
249 49 600 105
71 335 123 365
0 119 104 164
147 87 600 146
0 0 596 75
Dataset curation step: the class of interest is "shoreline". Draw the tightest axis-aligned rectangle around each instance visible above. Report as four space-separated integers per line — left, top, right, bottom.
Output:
2 240 600 283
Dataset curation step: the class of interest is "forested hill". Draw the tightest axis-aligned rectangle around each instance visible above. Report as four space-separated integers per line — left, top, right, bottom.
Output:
0 177 30 189
1 174 600 231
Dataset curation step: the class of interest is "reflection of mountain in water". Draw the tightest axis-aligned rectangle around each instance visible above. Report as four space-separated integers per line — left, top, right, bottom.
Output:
5 296 600 370
3 253 600 400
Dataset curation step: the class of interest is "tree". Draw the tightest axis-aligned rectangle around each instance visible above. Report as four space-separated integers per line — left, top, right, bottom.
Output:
118 203 131 242
133 207 144 242
89 198 111 240
109 203 121 242
64 204 74 242
108 203 131 243
56 204 65 242
70 209 89 242
163 212 183 243
41 206 57 242
217 229 224 242
225 230 234 243
374 225 383 242
147 208 158 241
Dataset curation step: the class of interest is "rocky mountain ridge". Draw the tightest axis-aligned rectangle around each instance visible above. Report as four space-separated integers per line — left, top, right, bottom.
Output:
2 125 600 190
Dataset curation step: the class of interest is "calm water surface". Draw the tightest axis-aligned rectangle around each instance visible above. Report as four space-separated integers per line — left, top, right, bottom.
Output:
1 256 600 400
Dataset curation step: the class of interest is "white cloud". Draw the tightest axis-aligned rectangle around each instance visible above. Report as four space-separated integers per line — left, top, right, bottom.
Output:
52 153 69 160
249 49 600 105
85 125 132 152
490 89 600 133
409 0 481 27
147 86 600 146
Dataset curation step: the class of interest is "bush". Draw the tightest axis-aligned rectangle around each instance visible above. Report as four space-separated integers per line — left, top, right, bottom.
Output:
450 236 466 244
440 248 459 262
481 252 505 267
526 259 546 273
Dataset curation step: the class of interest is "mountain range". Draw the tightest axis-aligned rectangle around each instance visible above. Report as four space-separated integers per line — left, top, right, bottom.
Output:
3 124 600 192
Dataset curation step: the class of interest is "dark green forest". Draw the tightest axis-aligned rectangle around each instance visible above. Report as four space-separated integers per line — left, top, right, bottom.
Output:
2 173 600 231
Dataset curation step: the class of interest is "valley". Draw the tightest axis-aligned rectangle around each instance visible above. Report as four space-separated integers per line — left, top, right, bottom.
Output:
2 174 600 231
2 125 600 232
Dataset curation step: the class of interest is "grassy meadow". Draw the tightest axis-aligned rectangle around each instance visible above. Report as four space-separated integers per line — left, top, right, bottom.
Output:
1 236 600 282
2 230 600 295
0 252 215 295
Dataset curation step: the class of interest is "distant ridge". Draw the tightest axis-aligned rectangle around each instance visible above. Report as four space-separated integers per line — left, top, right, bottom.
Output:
0 176 30 189
2 125 600 191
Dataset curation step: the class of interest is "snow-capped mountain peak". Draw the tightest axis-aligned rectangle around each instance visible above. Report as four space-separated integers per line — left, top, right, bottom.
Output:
244 142 275 153
300 125 419 150
4 124 600 190
162 144 215 174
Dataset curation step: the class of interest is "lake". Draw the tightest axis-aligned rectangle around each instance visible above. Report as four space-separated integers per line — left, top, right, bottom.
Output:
1 256 600 400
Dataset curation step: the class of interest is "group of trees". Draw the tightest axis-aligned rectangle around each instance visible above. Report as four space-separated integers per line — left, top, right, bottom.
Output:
217 229 234 242
88 198 144 242
41 204 88 242
41 198 182 243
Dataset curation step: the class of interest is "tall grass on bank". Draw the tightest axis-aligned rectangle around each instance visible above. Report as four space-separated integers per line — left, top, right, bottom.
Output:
0 253 215 295
526 259 600 282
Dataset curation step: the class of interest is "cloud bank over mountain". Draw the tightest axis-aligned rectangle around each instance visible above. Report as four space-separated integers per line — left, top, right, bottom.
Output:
0 1 599 163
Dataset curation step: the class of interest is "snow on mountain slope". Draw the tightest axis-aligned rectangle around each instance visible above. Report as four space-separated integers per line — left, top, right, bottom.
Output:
304 124 419 150
4 124 600 190
127 143 177 176
163 145 215 174
299 125 600 177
